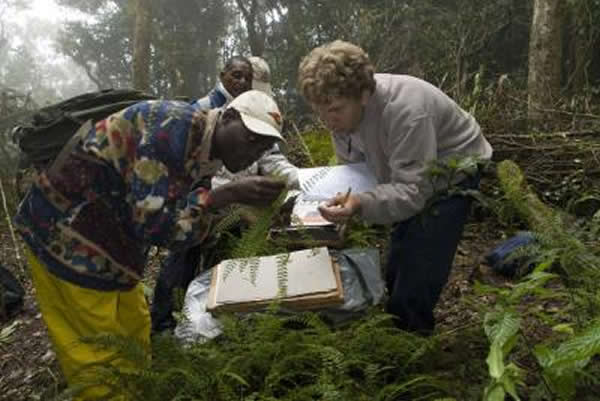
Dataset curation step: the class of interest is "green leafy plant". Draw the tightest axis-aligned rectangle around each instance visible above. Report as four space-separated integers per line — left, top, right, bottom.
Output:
61 311 454 400
475 265 562 401
535 319 600 400
482 308 523 401
484 160 600 400
296 127 337 167
422 155 492 218
497 160 600 301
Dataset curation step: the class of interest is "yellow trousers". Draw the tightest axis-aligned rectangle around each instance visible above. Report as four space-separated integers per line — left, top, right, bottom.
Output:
26 247 151 400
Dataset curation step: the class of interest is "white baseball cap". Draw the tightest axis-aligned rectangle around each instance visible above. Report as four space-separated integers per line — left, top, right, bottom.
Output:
248 56 274 96
252 80 273 96
226 90 284 141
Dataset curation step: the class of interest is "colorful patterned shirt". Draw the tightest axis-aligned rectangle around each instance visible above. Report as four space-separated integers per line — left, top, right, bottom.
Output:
15 100 223 291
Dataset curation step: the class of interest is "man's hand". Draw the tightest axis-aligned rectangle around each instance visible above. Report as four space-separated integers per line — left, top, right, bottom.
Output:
318 193 361 223
210 177 285 209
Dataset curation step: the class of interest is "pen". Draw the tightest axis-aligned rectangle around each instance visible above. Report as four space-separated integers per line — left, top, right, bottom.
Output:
338 187 352 235
341 187 352 207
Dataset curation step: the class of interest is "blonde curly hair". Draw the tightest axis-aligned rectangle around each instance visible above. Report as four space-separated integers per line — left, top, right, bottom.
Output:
298 40 376 105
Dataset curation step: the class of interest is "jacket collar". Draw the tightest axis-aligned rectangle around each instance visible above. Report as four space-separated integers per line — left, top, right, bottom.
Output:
214 80 235 105
184 109 223 181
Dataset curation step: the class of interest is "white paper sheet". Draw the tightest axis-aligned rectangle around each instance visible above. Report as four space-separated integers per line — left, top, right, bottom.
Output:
214 247 336 305
292 163 377 226
298 163 377 202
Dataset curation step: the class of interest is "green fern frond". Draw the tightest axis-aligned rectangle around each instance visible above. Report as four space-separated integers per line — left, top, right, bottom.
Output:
248 256 261 286
374 376 441 401
311 344 346 375
79 333 150 368
496 160 600 323
276 253 291 296
507 271 559 303
536 319 600 372
483 309 521 352
57 306 453 400
211 205 243 236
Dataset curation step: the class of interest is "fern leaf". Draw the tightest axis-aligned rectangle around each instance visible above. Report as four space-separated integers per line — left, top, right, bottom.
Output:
536 319 600 371
484 310 521 349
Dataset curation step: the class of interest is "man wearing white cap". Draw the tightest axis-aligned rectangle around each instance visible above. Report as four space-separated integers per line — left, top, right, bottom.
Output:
211 56 298 188
151 56 299 332
15 90 286 398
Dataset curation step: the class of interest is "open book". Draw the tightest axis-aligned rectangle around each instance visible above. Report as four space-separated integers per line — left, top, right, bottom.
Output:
207 247 344 312
291 163 378 227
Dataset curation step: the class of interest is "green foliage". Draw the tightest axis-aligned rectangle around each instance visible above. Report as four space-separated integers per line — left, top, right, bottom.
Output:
481 159 600 400
302 129 336 166
274 252 291 296
57 3 133 90
218 189 291 289
212 188 329 297
482 310 523 401
56 0 230 96
497 160 557 232
220 191 289 260
474 265 560 401
535 320 600 400
496 160 600 294
422 155 491 218
65 311 451 400
210 205 244 237
427 155 486 189
344 220 387 249
293 127 336 168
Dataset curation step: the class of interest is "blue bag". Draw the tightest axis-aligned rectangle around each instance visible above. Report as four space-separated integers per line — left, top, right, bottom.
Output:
485 232 536 276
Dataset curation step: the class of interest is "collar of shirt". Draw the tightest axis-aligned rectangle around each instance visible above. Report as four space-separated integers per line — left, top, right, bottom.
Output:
185 109 223 182
216 80 235 104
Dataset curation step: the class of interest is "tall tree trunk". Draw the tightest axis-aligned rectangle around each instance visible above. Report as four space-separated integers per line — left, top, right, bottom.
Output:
236 0 266 56
284 0 303 93
527 0 563 123
566 0 596 93
132 0 151 91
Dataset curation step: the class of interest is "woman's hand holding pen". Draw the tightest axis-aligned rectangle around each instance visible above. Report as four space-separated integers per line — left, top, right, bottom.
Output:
318 188 361 223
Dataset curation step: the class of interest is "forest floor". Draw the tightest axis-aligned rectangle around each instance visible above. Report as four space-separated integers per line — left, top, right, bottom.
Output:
0 211 512 401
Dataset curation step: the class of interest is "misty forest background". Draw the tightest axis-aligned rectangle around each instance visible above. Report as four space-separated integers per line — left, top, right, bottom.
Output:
2 1 600 401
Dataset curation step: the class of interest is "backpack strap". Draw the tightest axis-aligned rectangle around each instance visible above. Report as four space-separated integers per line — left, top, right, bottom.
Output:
47 120 93 177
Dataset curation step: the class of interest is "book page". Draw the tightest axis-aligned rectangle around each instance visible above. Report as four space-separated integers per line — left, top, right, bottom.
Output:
290 199 332 226
214 248 336 305
292 163 377 226
298 163 377 201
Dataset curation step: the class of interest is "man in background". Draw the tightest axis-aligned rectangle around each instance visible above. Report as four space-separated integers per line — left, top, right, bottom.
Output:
191 55 253 110
211 55 298 188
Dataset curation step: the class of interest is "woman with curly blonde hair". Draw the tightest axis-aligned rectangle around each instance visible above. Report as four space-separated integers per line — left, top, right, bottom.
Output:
298 40 493 334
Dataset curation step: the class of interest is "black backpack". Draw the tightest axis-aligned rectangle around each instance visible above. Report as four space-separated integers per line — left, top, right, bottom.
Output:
13 88 157 170
0 264 24 320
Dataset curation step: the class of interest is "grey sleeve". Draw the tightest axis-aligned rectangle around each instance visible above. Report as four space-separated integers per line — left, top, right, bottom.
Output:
357 115 437 224
257 144 300 189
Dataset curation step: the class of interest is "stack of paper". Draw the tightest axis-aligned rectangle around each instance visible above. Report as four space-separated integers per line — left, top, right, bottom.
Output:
207 247 344 313
292 163 377 227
